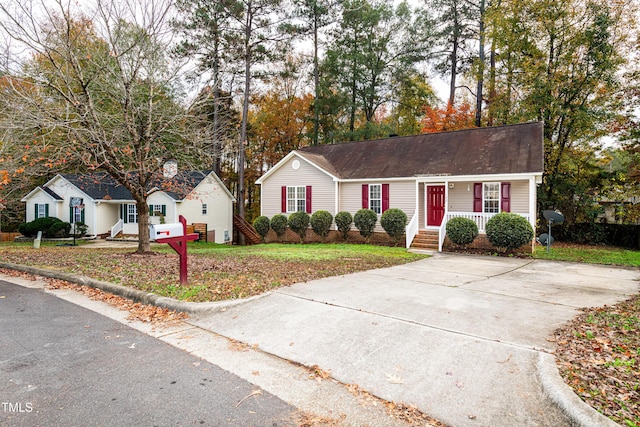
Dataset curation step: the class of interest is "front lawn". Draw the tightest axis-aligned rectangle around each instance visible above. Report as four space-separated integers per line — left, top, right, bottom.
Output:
0 242 427 302
533 242 640 267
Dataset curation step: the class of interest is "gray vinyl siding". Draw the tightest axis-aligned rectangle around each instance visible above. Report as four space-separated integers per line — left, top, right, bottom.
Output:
339 180 415 232
447 180 529 213
447 183 473 211
260 156 335 218
510 181 529 213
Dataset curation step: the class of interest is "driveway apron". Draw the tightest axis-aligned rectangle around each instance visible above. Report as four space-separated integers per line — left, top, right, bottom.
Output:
190 253 640 427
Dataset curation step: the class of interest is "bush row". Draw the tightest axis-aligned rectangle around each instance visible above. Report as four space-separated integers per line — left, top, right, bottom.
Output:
253 208 408 244
551 223 640 250
446 213 533 252
17 217 89 238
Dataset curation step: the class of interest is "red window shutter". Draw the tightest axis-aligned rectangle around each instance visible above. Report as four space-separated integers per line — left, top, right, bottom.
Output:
362 184 369 209
281 186 287 212
306 186 312 214
473 183 482 212
501 182 511 212
382 183 390 213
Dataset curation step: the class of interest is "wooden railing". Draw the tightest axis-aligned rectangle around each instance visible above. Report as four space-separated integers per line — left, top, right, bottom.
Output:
233 215 262 245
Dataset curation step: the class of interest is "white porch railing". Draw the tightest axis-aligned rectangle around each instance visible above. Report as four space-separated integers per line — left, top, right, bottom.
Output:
438 209 449 252
405 213 419 249
110 219 123 238
445 212 530 232
408 211 532 251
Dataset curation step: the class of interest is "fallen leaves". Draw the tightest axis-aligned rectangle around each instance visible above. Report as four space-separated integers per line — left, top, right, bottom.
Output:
45 277 188 324
308 364 331 383
0 246 424 302
384 401 445 426
554 295 640 425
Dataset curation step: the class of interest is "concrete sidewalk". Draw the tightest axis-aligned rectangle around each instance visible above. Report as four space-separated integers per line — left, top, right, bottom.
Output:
189 253 639 427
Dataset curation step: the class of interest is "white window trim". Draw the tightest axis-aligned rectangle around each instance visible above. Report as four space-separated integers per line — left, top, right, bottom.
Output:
72 207 82 223
149 204 164 216
127 204 138 224
483 182 500 214
36 204 47 219
369 184 382 215
286 186 306 213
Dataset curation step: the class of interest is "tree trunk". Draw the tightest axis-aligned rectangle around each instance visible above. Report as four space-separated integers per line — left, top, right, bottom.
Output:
136 200 151 253
474 0 485 127
313 6 320 145
448 36 458 109
487 37 496 126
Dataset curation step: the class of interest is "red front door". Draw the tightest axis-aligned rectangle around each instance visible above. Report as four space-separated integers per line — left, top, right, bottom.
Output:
427 185 445 226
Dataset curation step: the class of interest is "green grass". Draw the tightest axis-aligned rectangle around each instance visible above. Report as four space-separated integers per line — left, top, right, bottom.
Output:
533 245 640 267
172 241 424 262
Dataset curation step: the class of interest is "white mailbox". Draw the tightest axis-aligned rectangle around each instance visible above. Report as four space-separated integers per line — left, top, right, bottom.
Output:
150 223 184 241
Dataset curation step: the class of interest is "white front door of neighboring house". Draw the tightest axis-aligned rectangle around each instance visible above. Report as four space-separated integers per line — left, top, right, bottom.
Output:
426 185 445 227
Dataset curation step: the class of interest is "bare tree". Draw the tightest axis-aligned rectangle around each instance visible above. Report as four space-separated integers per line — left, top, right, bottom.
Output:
0 0 207 253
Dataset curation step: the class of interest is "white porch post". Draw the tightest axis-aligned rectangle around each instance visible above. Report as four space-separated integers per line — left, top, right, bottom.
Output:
415 180 419 227
334 180 339 230
529 177 537 231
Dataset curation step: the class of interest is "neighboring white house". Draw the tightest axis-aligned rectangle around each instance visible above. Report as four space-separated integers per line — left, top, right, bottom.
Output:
256 122 544 250
21 171 235 243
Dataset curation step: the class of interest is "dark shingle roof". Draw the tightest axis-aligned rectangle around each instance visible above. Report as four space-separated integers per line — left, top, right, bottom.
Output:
295 122 544 179
42 187 63 200
60 171 210 201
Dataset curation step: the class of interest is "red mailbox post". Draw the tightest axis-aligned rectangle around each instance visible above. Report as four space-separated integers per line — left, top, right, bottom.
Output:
153 215 199 284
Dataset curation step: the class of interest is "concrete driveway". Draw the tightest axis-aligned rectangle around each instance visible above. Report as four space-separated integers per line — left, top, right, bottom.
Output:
190 253 639 427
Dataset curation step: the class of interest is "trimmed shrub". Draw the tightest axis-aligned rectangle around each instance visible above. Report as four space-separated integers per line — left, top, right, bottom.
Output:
18 217 71 238
288 211 310 243
335 211 353 241
310 210 333 240
270 214 288 242
380 208 407 244
485 213 534 251
354 209 378 242
71 222 89 237
253 216 270 242
446 217 478 247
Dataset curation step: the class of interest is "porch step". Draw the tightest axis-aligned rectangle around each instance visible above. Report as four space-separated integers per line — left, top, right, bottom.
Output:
411 230 439 250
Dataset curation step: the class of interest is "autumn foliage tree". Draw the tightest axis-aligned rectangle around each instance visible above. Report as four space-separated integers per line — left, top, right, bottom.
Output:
420 102 476 133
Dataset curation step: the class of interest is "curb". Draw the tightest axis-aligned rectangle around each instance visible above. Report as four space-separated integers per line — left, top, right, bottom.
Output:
0 261 268 315
537 352 620 427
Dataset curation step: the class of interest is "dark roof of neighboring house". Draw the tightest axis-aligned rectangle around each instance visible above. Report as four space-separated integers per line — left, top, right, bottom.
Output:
42 186 63 200
60 171 211 201
295 122 544 179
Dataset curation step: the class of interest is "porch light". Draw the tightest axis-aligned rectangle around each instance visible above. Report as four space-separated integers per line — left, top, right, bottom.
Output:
449 183 454 189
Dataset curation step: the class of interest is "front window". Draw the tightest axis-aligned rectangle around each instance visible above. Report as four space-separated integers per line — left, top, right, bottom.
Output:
287 186 306 213
72 207 82 223
127 204 138 223
149 204 165 216
484 183 500 213
36 204 47 218
369 184 382 214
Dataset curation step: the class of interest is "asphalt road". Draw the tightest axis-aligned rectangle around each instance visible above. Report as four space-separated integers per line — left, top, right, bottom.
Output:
0 280 296 427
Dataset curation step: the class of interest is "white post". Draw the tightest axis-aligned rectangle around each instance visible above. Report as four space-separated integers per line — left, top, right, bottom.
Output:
34 230 42 249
